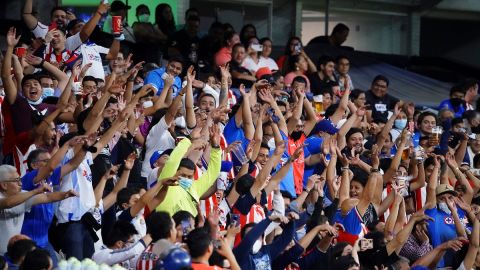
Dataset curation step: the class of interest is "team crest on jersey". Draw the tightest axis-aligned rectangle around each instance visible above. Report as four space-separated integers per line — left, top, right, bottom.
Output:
444 216 454 224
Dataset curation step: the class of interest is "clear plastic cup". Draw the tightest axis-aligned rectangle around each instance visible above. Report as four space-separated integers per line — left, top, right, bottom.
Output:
231 143 249 165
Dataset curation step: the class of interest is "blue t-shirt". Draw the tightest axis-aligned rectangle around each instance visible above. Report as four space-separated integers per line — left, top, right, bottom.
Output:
144 67 182 97
224 117 251 171
21 167 61 248
276 131 297 198
425 206 467 268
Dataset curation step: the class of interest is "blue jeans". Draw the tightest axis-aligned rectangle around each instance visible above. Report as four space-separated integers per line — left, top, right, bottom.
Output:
61 222 94 259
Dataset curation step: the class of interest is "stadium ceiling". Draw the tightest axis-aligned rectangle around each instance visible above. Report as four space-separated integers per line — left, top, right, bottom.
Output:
301 0 480 19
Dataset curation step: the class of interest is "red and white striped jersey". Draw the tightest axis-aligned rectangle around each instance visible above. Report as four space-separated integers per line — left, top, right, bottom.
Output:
136 244 158 270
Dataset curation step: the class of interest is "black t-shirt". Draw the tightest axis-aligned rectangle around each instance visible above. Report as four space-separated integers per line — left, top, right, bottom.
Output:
365 90 399 122
307 35 329 46
170 29 200 63
308 72 334 95
230 60 254 89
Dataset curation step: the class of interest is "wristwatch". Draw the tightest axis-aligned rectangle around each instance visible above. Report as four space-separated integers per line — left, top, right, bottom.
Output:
370 168 380 173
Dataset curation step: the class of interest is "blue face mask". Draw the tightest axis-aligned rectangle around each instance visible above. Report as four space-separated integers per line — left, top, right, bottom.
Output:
178 176 193 190
394 119 407 130
42 87 55 99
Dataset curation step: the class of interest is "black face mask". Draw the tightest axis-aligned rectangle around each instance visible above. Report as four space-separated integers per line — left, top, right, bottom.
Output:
290 131 303 141
472 125 480 134
450 98 466 109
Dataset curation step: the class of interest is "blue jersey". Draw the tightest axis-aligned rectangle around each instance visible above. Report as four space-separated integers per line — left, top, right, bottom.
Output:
334 206 368 245
144 67 182 97
425 207 467 268
21 167 62 248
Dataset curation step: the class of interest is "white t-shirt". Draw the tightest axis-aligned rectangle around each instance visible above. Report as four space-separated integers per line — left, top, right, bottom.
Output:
92 240 147 268
147 167 160 189
55 149 95 223
242 56 261 73
31 22 48 39
140 117 175 177
258 56 279 71
0 192 34 254
75 42 110 80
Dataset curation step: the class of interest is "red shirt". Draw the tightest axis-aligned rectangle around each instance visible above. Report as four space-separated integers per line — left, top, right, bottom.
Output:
288 134 306 195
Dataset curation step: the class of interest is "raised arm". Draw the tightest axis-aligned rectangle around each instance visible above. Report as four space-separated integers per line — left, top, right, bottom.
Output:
79 2 109 42
445 152 474 203
377 103 401 150
383 129 409 185
287 90 304 135
219 64 230 107
239 84 254 140
329 89 350 125
258 89 288 135
462 219 479 270
410 160 426 192
24 54 69 91
0 184 49 209
303 95 317 135
337 106 364 150
425 157 440 209
2 27 21 105
185 66 196 129
22 0 38 30
386 211 432 255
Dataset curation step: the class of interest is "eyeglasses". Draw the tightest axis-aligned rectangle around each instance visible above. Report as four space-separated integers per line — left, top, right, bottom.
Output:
2 177 21 183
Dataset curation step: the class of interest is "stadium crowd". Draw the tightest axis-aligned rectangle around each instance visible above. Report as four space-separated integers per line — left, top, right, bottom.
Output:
0 1 479 270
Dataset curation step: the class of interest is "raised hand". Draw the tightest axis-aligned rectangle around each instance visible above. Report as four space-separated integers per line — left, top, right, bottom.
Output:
209 123 221 147
97 1 109 15
124 152 137 170
445 152 458 168
186 65 196 84
239 84 248 97
371 144 380 169
258 88 274 105
68 135 88 147
274 140 286 155
161 176 179 186
6 27 21 47
219 63 230 79
307 174 321 191
72 60 83 77
291 143 305 160
245 139 256 160
393 102 402 116
356 106 366 117
79 62 92 78
104 165 119 180
35 181 53 193
24 54 43 66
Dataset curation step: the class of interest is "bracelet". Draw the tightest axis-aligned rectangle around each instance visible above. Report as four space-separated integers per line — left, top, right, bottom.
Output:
39 59 45 68
341 167 350 171
370 168 380 173
211 144 220 149
97 11 104 16
303 188 311 193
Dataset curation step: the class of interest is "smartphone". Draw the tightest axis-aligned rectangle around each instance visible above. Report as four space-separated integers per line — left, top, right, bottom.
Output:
103 0 109 4
341 147 353 159
48 21 57 31
396 177 406 189
251 44 263 52
231 213 240 227
181 219 190 241
408 121 415 133
295 44 302 53
360 238 373 250
14 47 27 58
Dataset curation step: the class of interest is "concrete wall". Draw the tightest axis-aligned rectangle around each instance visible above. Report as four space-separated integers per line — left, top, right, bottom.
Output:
302 11 410 55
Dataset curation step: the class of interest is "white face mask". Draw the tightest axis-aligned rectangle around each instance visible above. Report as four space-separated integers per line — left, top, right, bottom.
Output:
267 137 275 151
42 87 55 98
142 100 153 108
252 239 262 254
438 202 451 214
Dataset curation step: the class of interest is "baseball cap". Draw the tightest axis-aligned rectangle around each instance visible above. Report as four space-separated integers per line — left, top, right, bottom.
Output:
256 67 272 80
66 19 84 33
436 183 457 196
150 149 173 168
155 247 191 270
312 119 339 135
111 1 131 12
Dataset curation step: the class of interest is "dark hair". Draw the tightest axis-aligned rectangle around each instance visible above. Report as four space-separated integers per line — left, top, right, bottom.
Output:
185 7 198 19
82 75 98 86
50 6 66 18
117 188 135 209
239 24 257 45
260 143 270 150
460 78 478 92
350 89 365 101
259 37 272 45
232 43 245 54
235 174 255 195
155 3 175 37
37 74 53 82
0 256 6 270
332 242 350 259
147 211 173 241
331 255 358 270
21 74 41 89
450 84 464 96
186 227 212 258
223 31 238 47
424 156 436 168
451 117 463 127
287 54 302 73
336 55 350 63
332 23 350 35
283 36 301 55
351 168 369 187
26 148 49 171
104 220 138 247
168 56 184 67
136 4 149 14
20 249 51 270
178 158 196 171
372 75 389 87
325 103 338 119
346 127 364 141
292 76 307 86
417 111 437 127
7 239 36 264
463 110 479 122
317 55 335 69
173 210 194 226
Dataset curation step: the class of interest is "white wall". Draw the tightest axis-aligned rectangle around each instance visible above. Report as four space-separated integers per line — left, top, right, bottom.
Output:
302 11 410 55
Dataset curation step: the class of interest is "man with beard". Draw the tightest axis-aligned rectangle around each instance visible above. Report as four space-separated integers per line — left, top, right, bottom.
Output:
365 75 399 123
23 0 69 39
308 55 335 95
284 89 317 196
